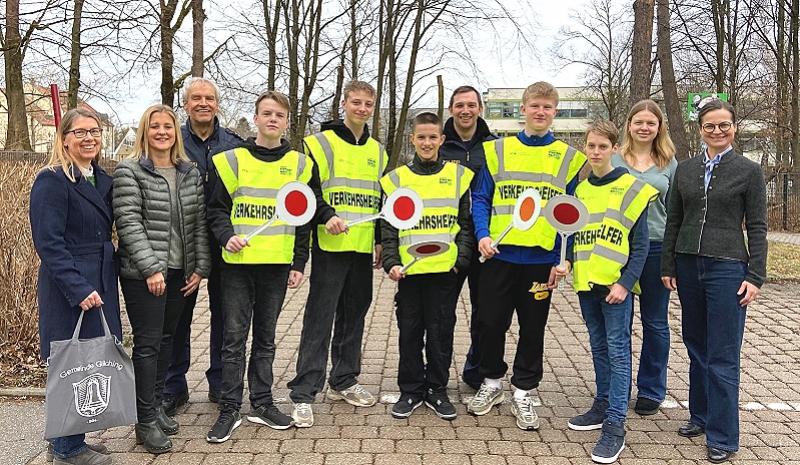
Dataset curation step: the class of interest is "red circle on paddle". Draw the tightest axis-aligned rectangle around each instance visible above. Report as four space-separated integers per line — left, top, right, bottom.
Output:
520 197 536 221
553 203 580 225
393 196 415 221
285 190 308 216
416 244 442 255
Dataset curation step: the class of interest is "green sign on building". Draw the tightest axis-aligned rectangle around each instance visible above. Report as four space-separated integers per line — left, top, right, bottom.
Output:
687 92 729 121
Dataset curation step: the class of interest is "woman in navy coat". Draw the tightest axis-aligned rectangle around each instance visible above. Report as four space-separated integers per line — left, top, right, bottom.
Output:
30 108 121 465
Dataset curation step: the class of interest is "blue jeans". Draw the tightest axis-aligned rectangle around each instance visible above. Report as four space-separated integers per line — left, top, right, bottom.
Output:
49 434 85 459
578 289 633 423
676 254 747 452
633 241 671 402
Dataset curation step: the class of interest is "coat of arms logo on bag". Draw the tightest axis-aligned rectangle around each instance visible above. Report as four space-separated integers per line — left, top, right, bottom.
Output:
72 373 111 418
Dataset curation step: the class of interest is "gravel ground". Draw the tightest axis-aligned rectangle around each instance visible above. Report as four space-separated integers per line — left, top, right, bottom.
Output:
0 397 46 465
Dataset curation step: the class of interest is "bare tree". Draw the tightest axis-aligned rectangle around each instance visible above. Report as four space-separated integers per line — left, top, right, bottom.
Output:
630 0 654 105
159 0 192 106
191 0 204 77
2 0 33 150
656 0 689 159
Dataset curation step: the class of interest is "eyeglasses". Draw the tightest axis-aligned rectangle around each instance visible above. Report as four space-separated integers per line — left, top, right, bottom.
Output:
66 128 103 139
701 121 733 133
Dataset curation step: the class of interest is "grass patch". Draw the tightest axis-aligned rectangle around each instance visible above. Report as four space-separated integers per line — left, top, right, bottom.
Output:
767 241 800 282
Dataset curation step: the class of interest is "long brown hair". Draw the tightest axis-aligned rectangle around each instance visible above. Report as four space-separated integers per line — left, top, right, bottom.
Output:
129 104 188 165
46 108 103 182
621 99 675 169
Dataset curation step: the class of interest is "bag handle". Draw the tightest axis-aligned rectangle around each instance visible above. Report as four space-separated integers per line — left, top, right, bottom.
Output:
71 306 112 340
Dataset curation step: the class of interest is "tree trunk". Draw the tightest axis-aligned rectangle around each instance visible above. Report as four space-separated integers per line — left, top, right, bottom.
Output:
263 0 282 89
3 0 32 150
656 0 689 160
191 0 204 77
284 0 301 146
437 75 444 121
350 0 359 79
331 65 344 120
629 0 654 106
67 0 84 110
372 0 394 141
777 0 788 167
791 0 799 168
711 0 726 92
160 2 177 106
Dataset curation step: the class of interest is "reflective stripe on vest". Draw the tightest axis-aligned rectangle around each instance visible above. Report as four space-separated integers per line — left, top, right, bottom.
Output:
485 136 586 250
571 174 658 293
379 162 472 275
212 147 314 265
305 130 387 253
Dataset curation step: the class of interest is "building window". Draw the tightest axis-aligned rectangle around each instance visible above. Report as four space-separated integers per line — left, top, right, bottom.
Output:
487 101 519 119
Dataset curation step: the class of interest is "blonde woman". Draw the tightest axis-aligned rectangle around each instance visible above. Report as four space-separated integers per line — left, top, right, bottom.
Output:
612 100 677 417
113 105 210 454
30 108 118 465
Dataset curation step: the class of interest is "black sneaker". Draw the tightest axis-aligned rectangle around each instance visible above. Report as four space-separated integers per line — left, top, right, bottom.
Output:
391 394 423 419
568 398 608 431
425 390 457 420
246 404 294 430
206 409 242 443
591 419 626 463
634 397 661 416
162 391 189 417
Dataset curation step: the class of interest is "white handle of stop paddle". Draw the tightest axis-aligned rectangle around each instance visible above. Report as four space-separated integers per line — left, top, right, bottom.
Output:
245 216 276 242
399 256 420 274
346 212 382 227
556 232 569 291
478 223 514 263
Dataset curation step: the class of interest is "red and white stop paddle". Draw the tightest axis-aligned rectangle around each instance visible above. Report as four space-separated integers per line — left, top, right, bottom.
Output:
542 194 589 276
347 187 423 230
244 181 317 242
479 188 542 263
400 240 451 274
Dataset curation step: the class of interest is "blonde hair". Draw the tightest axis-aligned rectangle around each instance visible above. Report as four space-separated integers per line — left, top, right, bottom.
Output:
522 82 559 105
129 104 189 165
585 119 619 146
343 80 376 100
46 108 103 182
255 90 291 114
621 99 675 169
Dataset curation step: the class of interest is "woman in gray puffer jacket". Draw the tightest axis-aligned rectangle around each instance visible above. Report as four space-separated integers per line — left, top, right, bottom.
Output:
113 104 210 455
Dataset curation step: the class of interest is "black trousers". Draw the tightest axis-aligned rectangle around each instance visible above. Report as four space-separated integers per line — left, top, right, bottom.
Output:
288 247 373 403
121 268 189 423
396 272 460 396
476 260 553 390
219 263 290 411
165 243 223 397
450 249 483 387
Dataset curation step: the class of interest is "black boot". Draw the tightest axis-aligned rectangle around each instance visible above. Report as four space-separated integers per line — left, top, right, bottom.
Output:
135 421 173 454
156 406 179 435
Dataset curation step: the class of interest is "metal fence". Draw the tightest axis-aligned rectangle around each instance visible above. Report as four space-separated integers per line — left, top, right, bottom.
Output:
766 172 800 232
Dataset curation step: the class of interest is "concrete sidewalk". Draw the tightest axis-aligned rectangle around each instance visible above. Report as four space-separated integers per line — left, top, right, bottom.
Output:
24 270 800 465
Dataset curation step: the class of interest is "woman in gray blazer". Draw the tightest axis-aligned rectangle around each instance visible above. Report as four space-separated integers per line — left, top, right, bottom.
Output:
113 105 211 454
661 98 767 463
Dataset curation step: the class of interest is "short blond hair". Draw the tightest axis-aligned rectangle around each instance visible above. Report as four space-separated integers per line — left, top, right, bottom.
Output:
343 80 376 100
255 91 291 114
585 119 619 146
522 81 559 105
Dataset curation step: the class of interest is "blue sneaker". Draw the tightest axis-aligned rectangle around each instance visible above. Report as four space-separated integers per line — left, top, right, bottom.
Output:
591 419 625 463
568 398 608 431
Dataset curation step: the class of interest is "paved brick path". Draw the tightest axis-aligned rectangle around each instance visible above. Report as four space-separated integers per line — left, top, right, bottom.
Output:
29 271 800 465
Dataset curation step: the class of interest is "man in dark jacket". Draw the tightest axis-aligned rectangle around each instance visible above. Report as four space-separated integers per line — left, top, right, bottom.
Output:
163 77 243 414
438 86 497 390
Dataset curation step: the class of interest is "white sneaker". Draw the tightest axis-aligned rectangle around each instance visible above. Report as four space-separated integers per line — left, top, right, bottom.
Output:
326 384 377 407
510 394 540 430
292 402 314 428
467 383 505 416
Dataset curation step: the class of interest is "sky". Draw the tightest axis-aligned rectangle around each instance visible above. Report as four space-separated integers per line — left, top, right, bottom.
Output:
88 0 592 126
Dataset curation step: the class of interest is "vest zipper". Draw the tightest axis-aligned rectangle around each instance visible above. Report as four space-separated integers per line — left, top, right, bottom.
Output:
176 170 188 279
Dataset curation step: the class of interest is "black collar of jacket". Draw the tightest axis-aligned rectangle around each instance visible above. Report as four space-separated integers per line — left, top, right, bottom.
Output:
185 116 222 143
442 116 495 149
138 154 194 174
239 138 293 161
408 153 444 175
320 119 371 145
587 166 629 186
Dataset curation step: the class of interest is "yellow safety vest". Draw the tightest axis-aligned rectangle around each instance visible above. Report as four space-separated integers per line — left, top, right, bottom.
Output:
572 173 658 293
212 147 314 265
304 130 387 253
380 162 472 275
485 137 586 250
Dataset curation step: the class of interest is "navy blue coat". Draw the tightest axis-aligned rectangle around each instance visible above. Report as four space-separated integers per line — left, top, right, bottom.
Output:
30 162 122 360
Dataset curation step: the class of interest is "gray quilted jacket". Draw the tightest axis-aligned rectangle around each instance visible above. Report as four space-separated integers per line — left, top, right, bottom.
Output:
113 156 211 280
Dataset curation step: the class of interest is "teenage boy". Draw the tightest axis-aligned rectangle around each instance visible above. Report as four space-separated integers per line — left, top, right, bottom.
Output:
567 120 656 463
438 86 497 390
205 91 321 442
381 112 474 420
468 82 586 430
288 81 387 427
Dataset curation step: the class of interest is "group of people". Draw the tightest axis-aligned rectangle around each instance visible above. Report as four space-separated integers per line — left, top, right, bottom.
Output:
30 77 767 465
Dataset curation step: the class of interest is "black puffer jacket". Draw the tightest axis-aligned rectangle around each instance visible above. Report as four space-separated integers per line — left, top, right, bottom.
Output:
113 156 211 280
